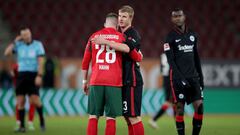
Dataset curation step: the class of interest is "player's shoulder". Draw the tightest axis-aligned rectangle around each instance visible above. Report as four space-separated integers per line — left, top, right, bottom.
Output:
187 28 197 34
186 28 198 42
125 27 141 39
91 29 102 37
14 40 22 46
90 28 109 39
33 40 43 45
115 30 123 36
167 30 178 37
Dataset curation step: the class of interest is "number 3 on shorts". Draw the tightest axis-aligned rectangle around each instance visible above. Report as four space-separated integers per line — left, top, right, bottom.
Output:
123 101 128 111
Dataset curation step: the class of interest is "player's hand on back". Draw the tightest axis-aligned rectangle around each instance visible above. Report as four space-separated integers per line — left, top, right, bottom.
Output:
138 50 143 58
91 35 108 45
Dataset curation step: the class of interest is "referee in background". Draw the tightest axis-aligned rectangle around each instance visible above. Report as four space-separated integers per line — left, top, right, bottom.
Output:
4 27 45 132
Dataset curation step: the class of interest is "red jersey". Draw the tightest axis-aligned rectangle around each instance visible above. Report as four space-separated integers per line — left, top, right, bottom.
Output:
82 28 125 86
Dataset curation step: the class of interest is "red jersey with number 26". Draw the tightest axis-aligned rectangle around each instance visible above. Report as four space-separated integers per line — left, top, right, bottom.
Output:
82 28 125 87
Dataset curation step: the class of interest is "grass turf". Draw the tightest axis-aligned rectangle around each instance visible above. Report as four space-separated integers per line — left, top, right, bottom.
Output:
0 115 240 135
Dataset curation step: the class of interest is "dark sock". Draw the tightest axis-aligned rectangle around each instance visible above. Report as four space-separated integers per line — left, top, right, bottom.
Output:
19 109 25 128
36 106 45 127
153 109 165 121
153 104 169 121
176 115 185 135
192 113 203 135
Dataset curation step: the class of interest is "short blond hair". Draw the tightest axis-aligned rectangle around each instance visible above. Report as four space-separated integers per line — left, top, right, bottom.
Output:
119 5 134 18
106 12 118 19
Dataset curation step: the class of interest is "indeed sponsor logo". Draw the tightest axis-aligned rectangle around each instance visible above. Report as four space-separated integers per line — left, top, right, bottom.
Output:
178 44 194 52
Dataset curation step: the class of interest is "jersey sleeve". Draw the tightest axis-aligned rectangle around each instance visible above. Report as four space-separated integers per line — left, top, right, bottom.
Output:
125 29 141 51
13 41 19 54
37 42 45 56
82 38 92 70
164 33 185 80
129 49 143 62
125 29 143 61
193 35 204 88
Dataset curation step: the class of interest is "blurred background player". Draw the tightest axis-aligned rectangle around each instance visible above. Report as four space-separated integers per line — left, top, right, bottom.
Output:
4 27 45 132
148 53 175 129
11 63 35 131
82 13 130 135
164 8 204 135
118 5 145 135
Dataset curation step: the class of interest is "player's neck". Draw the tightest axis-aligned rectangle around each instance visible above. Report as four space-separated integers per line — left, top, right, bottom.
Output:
121 25 131 33
24 39 33 45
105 25 117 30
178 24 185 33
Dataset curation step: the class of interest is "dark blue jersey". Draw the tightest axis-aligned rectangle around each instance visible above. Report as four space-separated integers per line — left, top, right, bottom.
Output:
122 27 143 86
164 26 204 87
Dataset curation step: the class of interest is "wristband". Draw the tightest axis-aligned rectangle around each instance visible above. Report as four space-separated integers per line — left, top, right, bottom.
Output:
82 79 88 84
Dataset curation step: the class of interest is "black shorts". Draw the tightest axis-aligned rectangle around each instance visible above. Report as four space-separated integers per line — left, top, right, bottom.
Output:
16 72 39 96
171 77 203 105
122 85 143 117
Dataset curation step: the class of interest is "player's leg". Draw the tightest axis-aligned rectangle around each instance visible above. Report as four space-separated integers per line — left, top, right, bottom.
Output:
27 73 45 131
29 94 45 130
172 79 186 135
105 86 122 135
87 115 99 135
27 97 35 130
149 77 172 129
175 102 185 135
149 101 171 129
14 100 20 130
124 117 134 135
16 95 26 132
128 116 144 135
105 117 116 135
122 85 144 135
192 100 203 135
87 86 105 135
15 74 27 132
188 77 204 135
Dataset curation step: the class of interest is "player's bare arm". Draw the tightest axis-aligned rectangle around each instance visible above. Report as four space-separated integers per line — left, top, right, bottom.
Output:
91 36 130 53
35 56 44 87
4 35 23 56
4 43 14 56
81 70 89 95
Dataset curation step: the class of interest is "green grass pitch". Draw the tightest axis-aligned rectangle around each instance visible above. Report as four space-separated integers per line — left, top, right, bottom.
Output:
0 115 240 135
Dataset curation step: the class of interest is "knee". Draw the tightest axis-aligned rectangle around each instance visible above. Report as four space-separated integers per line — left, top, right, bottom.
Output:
197 103 203 114
17 97 25 108
89 115 99 120
30 95 42 107
176 103 184 116
128 117 141 125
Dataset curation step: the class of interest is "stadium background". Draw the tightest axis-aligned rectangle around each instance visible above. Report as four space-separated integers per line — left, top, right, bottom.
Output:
0 0 239 135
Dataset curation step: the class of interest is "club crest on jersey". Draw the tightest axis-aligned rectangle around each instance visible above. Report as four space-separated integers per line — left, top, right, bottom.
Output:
128 37 136 43
164 43 170 51
179 94 184 99
190 35 195 42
